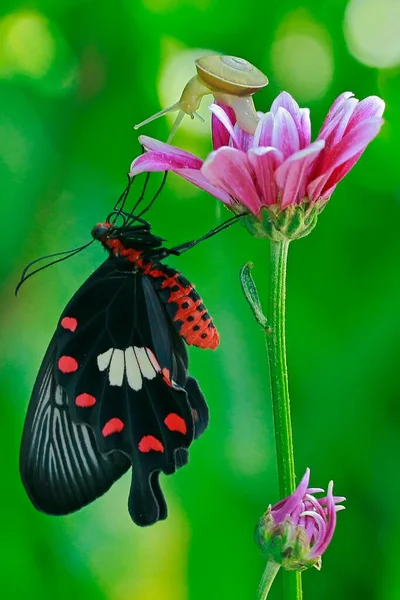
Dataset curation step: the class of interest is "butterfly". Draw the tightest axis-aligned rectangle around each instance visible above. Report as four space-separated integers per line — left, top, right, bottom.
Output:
19 174 237 526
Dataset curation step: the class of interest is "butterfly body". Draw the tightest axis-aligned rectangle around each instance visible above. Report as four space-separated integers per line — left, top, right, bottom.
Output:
20 220 218 526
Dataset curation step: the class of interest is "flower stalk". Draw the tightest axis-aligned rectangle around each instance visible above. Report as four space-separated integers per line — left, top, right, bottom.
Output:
257 561 280 600
261 239 302 600
266 240 295 498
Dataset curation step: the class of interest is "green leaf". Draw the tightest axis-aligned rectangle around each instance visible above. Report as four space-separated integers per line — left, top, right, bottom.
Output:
240 262 268 330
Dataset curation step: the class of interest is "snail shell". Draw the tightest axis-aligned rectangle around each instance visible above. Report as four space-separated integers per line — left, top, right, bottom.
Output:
196 55 268 96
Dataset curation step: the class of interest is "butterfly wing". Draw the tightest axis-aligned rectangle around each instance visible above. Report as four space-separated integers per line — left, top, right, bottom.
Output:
21 258 206 526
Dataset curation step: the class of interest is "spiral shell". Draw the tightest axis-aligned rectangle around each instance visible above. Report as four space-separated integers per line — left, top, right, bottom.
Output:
195 55 268 96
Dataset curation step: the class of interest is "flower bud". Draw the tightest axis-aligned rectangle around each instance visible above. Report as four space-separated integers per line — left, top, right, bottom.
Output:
255 469 345 571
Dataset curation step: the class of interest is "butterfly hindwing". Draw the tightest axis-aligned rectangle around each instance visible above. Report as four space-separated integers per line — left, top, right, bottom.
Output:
20 338 131 516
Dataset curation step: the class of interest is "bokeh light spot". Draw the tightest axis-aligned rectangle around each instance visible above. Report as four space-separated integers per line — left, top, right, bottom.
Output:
0 11 55 78
270 14 333 101
344 0 400 68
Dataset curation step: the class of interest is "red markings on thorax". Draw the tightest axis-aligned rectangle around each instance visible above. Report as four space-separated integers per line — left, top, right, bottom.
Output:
61 317 78 332
138 435 164 453
75 393 96 408
164 413 187 435
103 238 144 264
102 418 125 437
58 356 78 373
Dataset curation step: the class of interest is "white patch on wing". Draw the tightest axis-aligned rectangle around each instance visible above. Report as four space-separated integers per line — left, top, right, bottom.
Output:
96 346 161 390
125 346 142 391
109 349 125 387
134 347 157 381
97 348 113 371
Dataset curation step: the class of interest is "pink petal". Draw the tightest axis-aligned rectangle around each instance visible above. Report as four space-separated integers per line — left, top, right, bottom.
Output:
253 112 274 148
248 147 284 206
318 92 355 138
175 168 232 204
139 135 203 163
310 481 338 557
272 107 300 159
130 151 201 176
211 102 236 149
232 122 254 152
273 468 311 524
271 92 309 148
209 103 239 148
201 147 262 215
308 117 383 200
270 91 299 117
299 108 311 148
345 96 385 133
275 141 325 208
320 117 383 174
317 98 359 148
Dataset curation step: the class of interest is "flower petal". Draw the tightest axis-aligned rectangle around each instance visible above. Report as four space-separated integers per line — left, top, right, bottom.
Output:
308 117 383 201
201 146 262 214
139 135 203 163
272 468 311 524
275 141 325 208
310 481 338 557
299 108 311 148
270 91 300 117
248 146 283 206
130 136 203 176
175 167 232 205
233 122 254 152
318 98 359 148
318 92 355 138
253 112 274 148
345 96 385 132
271 92 311 148
272 107 300 159
209 103 239 148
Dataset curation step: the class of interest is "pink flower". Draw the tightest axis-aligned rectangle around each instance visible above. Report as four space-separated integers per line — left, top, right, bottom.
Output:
256 468 345 571
130 92 384 239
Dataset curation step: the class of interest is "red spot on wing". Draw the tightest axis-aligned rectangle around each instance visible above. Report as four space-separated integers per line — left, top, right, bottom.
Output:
75 393 96 407
60 317 78 332
58 356 78 373
102 418 125 437
164 413 187 435
162 367 173 387
138 435 164 453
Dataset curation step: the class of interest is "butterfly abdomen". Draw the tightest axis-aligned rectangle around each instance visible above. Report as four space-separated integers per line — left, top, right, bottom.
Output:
142 263 219 350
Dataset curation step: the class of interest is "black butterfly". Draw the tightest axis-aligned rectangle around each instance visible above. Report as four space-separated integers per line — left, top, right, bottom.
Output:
19 175 236 526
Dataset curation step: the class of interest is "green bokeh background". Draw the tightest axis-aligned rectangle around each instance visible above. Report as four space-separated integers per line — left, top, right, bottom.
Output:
2 0 399 598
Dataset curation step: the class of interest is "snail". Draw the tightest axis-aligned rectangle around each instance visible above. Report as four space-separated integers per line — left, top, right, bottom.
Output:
134 55 269 141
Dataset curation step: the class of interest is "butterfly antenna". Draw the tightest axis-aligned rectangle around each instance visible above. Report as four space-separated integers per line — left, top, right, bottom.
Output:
15 240 94 296
111 174 134 223
135 171 168 220
128 171 151 218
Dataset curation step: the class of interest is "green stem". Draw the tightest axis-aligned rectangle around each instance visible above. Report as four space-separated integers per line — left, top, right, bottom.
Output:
265 240 302 600
257 562 280 600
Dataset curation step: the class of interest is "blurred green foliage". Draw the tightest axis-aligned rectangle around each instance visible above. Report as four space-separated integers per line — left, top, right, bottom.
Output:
2 0 399 599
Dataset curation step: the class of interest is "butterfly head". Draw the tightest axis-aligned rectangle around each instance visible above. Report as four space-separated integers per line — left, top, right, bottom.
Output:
91 222 114 242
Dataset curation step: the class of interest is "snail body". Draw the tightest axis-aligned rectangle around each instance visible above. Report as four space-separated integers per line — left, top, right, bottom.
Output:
134 55 268 140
